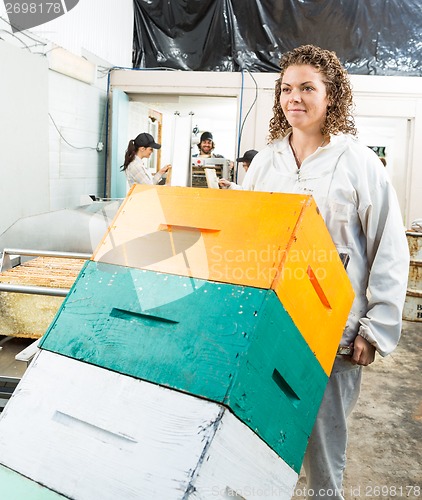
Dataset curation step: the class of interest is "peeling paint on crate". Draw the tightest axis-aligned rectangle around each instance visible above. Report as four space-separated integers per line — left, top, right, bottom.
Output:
184 407 225 498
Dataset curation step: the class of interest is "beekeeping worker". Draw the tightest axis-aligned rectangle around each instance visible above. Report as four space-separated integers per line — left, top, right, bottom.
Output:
242 44 409 500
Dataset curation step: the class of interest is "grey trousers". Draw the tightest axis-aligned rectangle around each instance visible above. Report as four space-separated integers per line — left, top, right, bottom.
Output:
302 356 363 499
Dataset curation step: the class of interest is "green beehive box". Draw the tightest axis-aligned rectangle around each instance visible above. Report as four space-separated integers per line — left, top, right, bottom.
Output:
39 260 327 472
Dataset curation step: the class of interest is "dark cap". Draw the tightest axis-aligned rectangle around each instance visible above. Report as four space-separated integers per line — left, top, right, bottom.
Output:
236 149 258 163
200 131 213 142
134 132 161 149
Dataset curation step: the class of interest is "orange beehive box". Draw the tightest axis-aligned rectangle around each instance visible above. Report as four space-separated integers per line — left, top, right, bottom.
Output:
92 185 354 374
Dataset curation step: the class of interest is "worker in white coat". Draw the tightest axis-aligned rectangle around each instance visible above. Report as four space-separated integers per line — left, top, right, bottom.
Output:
242 45 410 499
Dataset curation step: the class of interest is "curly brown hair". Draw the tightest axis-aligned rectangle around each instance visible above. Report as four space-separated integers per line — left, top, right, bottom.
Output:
269 45 357 142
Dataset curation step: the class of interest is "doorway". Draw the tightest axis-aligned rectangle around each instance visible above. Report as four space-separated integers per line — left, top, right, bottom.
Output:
108 93 238 197
355 116 412 223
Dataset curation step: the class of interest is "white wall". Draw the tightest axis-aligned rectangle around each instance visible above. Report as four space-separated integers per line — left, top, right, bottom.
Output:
0 0 133 240
128 102 151 150
48 70 108 210
110 70 422 226
0 41 49 236
23 0 133 67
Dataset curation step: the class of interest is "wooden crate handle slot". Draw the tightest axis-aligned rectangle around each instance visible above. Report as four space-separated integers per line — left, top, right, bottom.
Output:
272 368 300 408
158 224 221 234
307 265 332 310
110 308 179 324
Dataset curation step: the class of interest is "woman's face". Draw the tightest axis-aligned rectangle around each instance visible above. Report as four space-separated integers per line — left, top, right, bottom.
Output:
280 64 329 134
139 146 154 159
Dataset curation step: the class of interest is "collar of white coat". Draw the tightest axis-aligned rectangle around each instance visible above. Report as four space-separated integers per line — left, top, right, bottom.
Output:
272 130 350 155
271 131 352 178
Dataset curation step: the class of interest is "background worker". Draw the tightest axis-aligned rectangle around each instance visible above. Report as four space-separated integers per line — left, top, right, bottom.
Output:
192 131 224 158
218 149 258 189
236 149 258 172
193 130 232 187
121 132 171 186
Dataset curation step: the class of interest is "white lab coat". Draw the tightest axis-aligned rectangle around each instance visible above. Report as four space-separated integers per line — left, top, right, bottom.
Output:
243 132 410 355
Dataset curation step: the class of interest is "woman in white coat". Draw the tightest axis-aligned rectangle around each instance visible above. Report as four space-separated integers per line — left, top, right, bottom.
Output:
242 45 409 499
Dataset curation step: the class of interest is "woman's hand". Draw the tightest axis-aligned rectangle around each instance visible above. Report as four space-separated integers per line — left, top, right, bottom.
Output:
159 164 171 175
351 335 376 366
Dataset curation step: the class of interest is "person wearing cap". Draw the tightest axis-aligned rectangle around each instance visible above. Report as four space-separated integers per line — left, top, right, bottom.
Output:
121 132 171 186
218 149 258 189
192 131 224 158
236 149 258 172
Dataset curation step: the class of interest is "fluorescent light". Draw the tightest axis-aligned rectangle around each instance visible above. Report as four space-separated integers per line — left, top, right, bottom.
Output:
47 46 96 84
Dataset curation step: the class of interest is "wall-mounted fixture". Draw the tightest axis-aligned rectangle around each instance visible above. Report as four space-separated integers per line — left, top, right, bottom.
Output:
47 45 96 85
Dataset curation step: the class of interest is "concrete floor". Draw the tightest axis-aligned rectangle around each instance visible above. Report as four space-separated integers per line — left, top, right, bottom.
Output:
0 336 32 412
1 320 421 499
0 336 31 378
293 319 422 499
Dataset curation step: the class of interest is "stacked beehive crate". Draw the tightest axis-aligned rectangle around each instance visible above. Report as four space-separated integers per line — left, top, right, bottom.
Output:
0 185 354 499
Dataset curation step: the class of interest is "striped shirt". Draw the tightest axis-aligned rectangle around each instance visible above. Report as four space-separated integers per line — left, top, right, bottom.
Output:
125 155 162 186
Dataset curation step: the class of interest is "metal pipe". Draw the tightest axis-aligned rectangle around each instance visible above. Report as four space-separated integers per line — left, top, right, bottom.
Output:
2 248 91 260
0 283 69 297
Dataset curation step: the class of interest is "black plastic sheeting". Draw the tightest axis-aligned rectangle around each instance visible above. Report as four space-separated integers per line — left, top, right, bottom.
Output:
133 0 422 76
